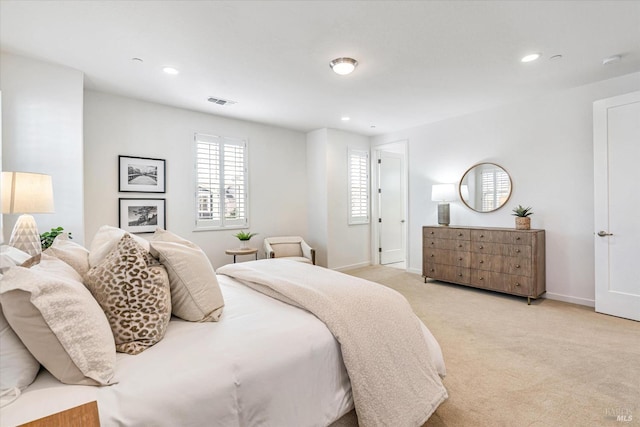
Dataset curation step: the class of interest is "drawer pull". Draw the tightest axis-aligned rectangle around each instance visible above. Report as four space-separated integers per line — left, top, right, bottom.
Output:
430 231 434 235
480 234 484 238
431 242 435 245
479 260 484 264
479 245 484 249
458 244 463 248
458 257 463 261
516 249 521 253
516 237 521 240
479 277 484 280
430 254 435 257
515 282 521 287
515 264 521 268
458 273 463 277
430 268 435 272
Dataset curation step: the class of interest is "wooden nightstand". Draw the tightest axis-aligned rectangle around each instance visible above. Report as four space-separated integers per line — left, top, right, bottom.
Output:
225 247 258 263
19 401 100 427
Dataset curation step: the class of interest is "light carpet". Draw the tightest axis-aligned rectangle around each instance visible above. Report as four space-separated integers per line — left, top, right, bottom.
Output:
342 265 639 427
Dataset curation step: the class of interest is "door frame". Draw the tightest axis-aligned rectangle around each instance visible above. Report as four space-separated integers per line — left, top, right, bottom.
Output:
372 140 408 267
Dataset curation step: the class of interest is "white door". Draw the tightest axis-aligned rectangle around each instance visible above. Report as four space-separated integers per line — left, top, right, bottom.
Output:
378 151 405 265
593 91 640 321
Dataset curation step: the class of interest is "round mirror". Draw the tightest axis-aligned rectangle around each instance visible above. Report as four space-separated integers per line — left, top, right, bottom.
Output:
459 163 512 212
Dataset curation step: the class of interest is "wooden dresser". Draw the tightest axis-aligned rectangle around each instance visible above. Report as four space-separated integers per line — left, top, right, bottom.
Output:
423 226 545 303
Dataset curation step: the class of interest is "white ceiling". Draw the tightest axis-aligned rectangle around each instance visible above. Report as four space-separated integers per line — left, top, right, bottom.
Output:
1 1 639 136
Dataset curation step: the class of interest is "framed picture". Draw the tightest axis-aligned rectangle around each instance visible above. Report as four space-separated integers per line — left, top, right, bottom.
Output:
119 198 166 234
119 155 166 193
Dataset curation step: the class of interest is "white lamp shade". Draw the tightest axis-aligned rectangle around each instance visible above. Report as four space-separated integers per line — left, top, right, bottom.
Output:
431 183 456 202
2 171 55 214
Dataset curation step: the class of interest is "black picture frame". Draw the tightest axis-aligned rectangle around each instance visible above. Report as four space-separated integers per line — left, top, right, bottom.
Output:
119 198 166 234
119 155 166 193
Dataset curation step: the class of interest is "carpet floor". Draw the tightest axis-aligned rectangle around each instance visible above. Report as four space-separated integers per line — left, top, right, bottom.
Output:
344 265 639 427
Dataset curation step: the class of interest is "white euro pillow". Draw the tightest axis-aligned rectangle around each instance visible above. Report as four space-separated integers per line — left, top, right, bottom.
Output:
88 225 150 267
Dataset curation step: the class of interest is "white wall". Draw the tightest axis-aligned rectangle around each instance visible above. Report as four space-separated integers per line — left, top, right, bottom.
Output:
0 53 85 244
306 128 371 270
84 91 308 269
372 72 640 306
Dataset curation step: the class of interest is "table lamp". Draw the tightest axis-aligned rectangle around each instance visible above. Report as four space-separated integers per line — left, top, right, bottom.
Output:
431 183 456 226
1 171 54 256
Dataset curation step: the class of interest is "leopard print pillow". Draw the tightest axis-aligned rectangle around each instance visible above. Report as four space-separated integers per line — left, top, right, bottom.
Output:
84 234 171 355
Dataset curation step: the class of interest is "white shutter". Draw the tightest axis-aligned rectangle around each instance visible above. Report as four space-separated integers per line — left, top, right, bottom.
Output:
195 133 248 229
348 149 370 224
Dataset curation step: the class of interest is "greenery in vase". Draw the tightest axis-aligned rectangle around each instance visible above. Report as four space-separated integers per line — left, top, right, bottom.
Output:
40 226 72 250
511 205 534 217
233 230 258 241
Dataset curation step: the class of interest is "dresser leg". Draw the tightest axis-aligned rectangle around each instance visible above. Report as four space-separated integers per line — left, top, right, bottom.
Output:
424 276 427 283
527 296 531 305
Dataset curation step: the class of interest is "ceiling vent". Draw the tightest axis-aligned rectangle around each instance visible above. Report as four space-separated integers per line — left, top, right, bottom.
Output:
207 97 237 106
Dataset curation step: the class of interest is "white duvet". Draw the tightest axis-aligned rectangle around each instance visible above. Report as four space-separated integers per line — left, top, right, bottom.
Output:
1 277 353 427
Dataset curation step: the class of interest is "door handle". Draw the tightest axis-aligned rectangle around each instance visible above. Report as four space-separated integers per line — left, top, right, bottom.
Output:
597 231 613 237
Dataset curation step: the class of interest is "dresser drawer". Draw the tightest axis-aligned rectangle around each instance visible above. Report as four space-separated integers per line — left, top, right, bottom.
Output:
471 253 532 276
424 248 471 267
424 238 471 251
471 242 531 257
469 270 533 295
424 262 469 283
424 227 470 241
471 230 532 245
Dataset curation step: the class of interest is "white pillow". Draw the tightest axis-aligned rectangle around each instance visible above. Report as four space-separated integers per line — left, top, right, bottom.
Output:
0 254 117 386
44 233 90 276
0 246 31 274
88 225 150 267
150 229 224 322
0 305 40 407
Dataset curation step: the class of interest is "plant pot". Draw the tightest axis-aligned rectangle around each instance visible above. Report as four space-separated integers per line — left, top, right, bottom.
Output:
239 240 249 249
515 217 531 230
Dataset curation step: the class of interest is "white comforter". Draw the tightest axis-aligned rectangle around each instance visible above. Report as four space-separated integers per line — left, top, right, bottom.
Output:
217 260 448 427
1 276 354 427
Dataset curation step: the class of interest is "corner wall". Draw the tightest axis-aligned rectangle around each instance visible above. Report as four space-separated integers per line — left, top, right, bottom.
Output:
0 53 85 244
372 72 640 306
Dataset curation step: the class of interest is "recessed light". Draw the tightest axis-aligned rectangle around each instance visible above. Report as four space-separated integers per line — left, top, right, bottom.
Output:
341 116 351 121
549 54 563 61
521 53 542 63
330 58 358 75
162 66 179 75
131 57 144 63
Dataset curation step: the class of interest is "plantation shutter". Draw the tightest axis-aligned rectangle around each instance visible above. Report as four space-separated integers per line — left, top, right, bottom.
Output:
195 133 248 229
481 166 510 211
348 149 370 224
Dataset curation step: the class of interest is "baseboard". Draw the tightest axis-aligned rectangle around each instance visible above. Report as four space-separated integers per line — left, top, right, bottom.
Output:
333 261 372 272
407 267 421 275
544 292 595 308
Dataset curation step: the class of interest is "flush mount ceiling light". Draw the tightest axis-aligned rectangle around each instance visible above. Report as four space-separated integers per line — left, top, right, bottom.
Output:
341 116 351 121
162 66 179 75
330 57 358 75
521 53 542 63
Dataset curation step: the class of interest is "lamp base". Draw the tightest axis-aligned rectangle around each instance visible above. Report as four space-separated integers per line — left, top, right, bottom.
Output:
437 203 450 226
9 214 42 256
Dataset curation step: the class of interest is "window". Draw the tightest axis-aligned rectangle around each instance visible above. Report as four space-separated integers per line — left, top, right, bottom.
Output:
348 149 370 224
481 166 510 211
195 133 248 229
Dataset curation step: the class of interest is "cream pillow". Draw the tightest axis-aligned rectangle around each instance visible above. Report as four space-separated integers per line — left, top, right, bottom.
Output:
88 225 151 267
0 254 116 386
0 305 40 407
85 235 171 355
44 233 90 276
0 246 32 274
150 229 224 322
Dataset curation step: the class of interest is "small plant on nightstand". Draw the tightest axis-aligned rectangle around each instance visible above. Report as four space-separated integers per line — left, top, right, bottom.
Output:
512 205 533 230
233 230 258 248
40 227 72 250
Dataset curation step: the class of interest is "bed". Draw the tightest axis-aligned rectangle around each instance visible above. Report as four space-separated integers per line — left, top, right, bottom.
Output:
0 228 446 427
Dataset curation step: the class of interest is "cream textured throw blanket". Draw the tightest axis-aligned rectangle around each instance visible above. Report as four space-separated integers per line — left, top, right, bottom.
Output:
217 260 447 427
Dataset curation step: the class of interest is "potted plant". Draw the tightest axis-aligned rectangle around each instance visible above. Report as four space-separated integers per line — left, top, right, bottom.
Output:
512 205 533 230
233 230 258 249
40 227 72 250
